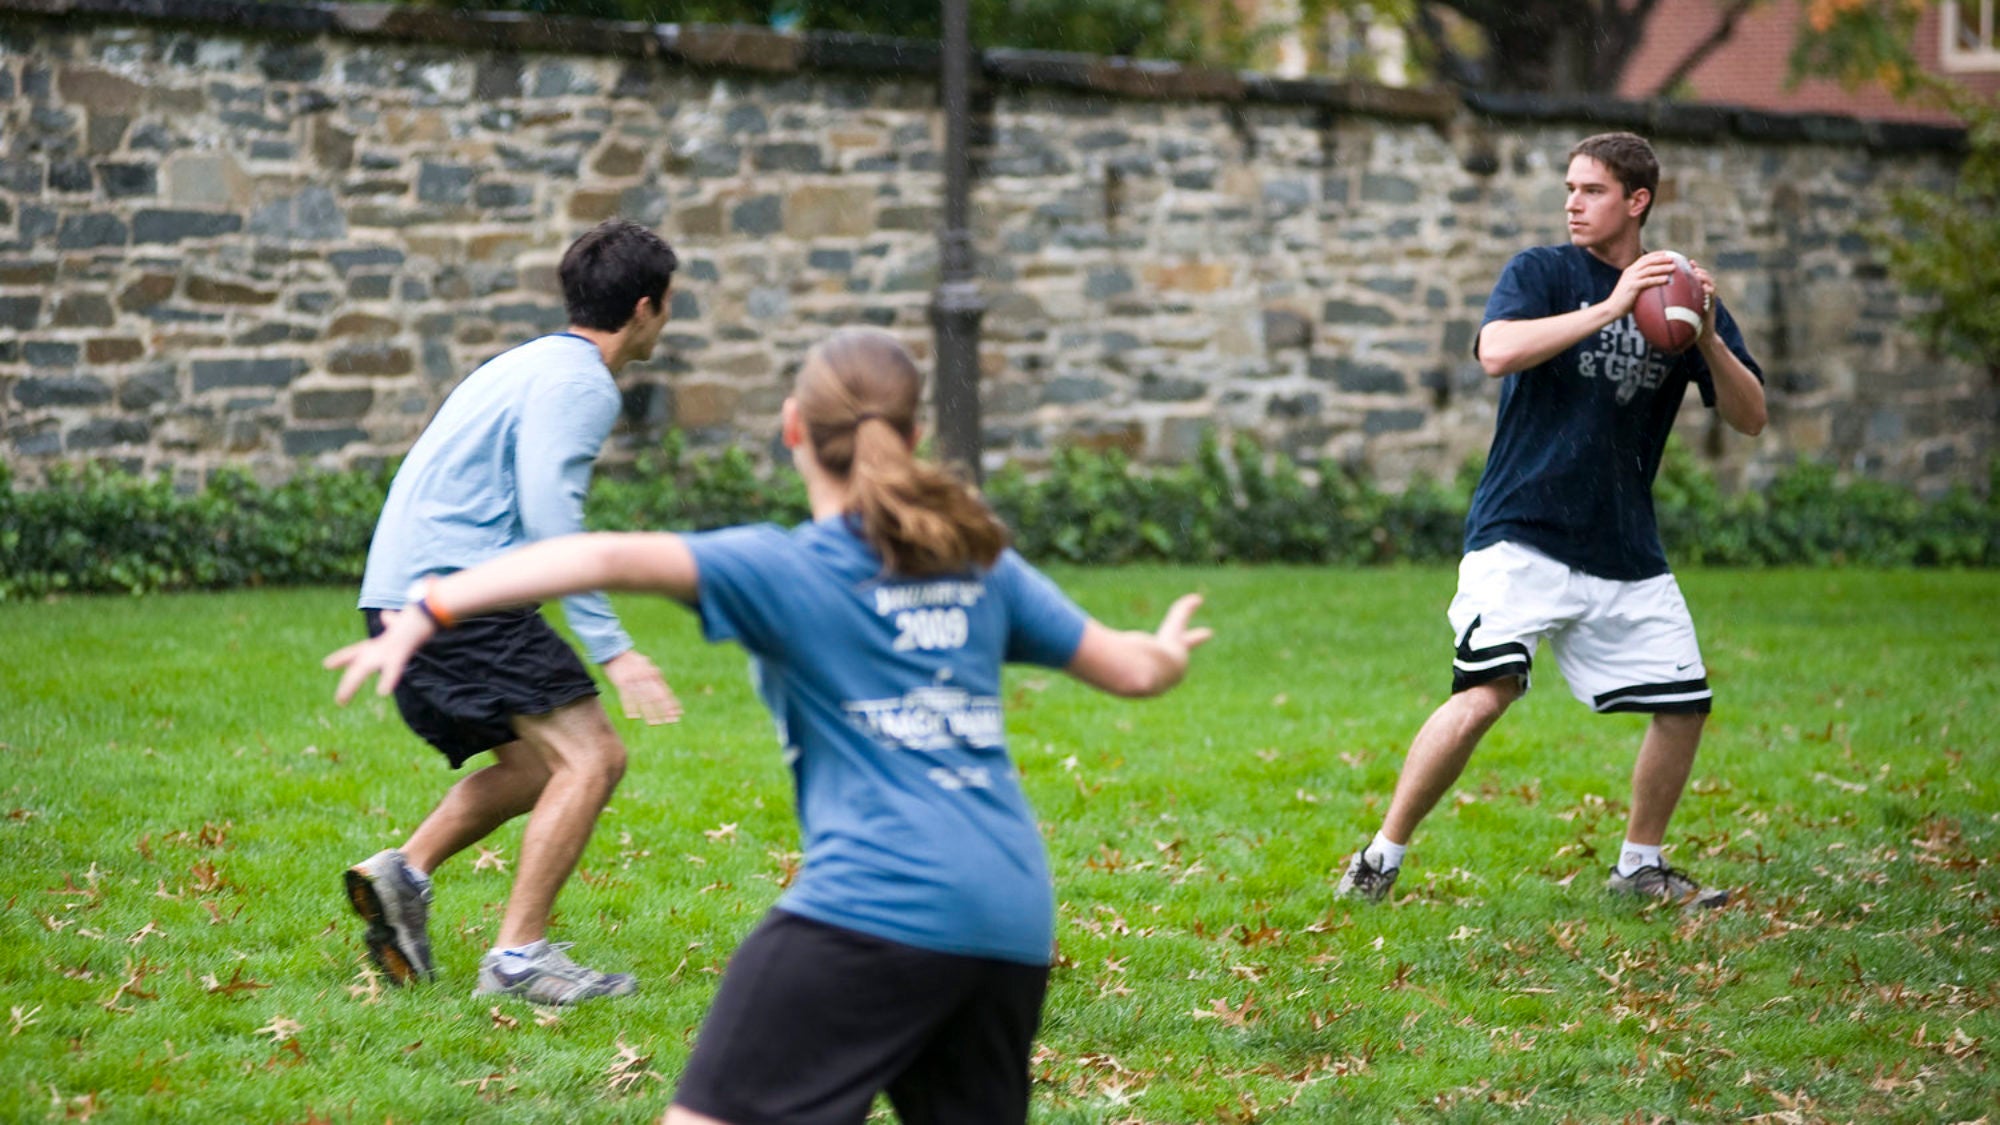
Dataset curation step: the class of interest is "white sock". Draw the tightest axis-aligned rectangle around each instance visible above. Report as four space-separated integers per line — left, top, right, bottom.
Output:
1364 832 1407 872
1617 842 1663 876
492 939 548 961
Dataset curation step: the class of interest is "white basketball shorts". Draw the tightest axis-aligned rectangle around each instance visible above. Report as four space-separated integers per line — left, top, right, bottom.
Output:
1447 541 1711 714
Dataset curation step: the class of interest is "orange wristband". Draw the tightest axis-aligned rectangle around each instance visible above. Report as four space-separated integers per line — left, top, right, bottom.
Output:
418 578 457 629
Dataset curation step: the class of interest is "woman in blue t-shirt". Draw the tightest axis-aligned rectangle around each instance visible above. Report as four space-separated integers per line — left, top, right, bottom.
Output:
329 327 1211 1125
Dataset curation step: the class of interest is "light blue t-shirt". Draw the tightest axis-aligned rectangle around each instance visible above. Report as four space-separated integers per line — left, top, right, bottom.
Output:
359 333 633 664
684 517 1089 966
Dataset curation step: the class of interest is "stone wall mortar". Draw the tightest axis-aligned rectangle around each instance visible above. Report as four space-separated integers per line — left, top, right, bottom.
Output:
0 3 1988 500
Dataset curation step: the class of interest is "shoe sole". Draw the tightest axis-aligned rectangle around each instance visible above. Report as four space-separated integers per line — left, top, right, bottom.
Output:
344 867 431 985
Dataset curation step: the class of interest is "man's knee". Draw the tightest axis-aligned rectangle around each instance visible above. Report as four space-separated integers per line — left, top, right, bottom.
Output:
1454 678 1521 726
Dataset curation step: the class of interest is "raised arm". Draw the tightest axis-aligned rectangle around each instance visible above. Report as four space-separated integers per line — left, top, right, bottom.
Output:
1477 251 1679 377
1063 594 1212 698
327 532 696 704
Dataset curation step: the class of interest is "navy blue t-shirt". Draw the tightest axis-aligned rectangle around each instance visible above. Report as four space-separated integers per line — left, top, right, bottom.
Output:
683 517 1089 966
1465 244 1762 580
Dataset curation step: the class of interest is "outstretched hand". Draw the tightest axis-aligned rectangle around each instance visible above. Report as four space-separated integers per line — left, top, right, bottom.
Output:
1155 593 1214 657
324 608 436 705
603 649 683 725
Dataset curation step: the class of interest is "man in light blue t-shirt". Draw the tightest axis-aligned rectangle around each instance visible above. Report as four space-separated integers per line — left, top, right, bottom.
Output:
342 219 683 1006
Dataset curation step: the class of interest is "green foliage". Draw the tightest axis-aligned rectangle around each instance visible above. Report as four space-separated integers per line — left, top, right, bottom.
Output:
4 439 1996 599
0 461 386 600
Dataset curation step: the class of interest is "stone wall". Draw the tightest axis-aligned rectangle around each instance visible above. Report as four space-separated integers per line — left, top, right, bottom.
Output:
0 0 1988 496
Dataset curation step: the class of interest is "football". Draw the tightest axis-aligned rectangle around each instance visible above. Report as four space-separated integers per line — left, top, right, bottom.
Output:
1633 251 1705 355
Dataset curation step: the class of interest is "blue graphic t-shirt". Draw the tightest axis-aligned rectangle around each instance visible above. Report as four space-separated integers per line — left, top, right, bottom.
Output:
1466 244 1762 580
683 517 1090 966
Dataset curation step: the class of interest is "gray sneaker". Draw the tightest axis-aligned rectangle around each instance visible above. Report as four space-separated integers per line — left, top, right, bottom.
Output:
1334 850 1400 904
1606 863 1729 910
475 942 636 1006
344 849 436 984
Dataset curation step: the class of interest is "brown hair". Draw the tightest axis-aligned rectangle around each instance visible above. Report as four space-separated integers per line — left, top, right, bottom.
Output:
796 328 1009 576
1570 132 1660 226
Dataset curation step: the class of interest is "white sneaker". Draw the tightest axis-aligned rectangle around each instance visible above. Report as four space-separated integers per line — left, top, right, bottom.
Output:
475 942 636 1006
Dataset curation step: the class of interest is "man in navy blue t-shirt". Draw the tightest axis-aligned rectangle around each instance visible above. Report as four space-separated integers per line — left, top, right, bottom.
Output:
1337 132 1767 910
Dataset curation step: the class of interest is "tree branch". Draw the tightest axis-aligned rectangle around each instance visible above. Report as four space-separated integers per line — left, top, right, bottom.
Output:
1650 0 1759 98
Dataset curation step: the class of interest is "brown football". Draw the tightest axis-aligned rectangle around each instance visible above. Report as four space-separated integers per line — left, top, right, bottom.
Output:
1633 251 1705 355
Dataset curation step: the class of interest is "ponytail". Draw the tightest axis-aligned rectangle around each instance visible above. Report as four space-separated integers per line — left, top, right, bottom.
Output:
849 417 1008 576
797 329 1010 577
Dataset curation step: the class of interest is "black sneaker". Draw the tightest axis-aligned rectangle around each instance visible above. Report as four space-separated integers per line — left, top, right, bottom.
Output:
345 849 436 984
1606 863 1729 910
1334 850 1400 903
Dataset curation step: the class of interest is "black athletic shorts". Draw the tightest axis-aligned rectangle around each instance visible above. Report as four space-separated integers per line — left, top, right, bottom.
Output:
673 909 1050 1125
361 607 598 769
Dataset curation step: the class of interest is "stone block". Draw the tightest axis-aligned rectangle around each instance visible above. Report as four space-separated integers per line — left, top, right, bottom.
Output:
293 388 375 420
56 213 129 249
1322 298 1396 327
67 418 151 450
164 153 251 207
1138 373 1207 402
1312 357 1407 394
117 274 178 312
1143 261 1233 293
1041 375 1108 405
755 143 823 173
187 276 279 305
416 162 475 205
258 43 325 83
312 120 356 171
673 382 741 428
58 66 145 113
11 423 62 457
592 142 646 178
328 345 414 376
1363 408 1425 434
1263 308 1312 350
134 208 244 245
329 313 400 338
808 248 854 272
51 294 115 329
670 290 701 319
192 357 306 391
98 162 157 198
568 189 623 221
731 195 782 235
282 426 367 456
0 295 41 331
877 205 938 231
1360 172 1419 204
25 341 80 368
785 184 875 238
51 160 92 194
329 247 404 274
118 367 180 410
476 56 523 100
347 275 394 300
724 104 768 136
16 375 112 407
1085 267 1135 300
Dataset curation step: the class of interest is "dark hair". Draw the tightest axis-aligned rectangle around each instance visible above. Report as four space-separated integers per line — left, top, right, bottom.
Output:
559 219 679 331
1570 132 1660 226
796 328 1009 577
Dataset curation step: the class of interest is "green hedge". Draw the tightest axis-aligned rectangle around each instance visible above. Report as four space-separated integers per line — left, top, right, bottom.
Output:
3 436 1996 599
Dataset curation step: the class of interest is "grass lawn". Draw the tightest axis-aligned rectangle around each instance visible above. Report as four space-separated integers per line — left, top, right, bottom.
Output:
2 567 1996 1123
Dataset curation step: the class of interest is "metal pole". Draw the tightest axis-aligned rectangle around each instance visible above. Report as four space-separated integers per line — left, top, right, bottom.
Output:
931 0 985 482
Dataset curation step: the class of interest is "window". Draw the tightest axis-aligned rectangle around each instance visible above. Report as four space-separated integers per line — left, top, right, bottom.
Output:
1943 0 2000 71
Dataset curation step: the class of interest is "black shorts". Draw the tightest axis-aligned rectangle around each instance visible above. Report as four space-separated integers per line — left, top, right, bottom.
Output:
674 910 1050 1125
361 607 598 769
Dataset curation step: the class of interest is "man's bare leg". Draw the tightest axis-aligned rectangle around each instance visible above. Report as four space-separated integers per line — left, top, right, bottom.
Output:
1380 679 1521 845
1624 711 1704 848
399 743 551 876
495 697 628 949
